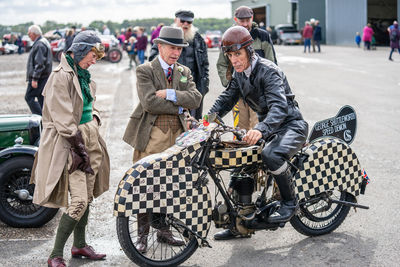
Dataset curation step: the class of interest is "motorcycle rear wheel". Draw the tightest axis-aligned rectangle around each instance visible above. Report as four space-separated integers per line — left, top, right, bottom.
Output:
290 190 354 236
116 213 198 267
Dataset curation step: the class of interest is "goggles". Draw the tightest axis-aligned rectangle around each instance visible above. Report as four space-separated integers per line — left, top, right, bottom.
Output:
180 19 193 24
73 42 105 52
222 39 253 53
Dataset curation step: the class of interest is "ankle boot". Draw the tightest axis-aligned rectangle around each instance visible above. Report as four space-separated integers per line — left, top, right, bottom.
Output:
135 214 150 253
268 166 298 224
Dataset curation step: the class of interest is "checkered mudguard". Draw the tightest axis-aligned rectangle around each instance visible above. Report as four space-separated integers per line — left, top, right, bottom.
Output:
209 145 263 169
294 137 363 201
114 142 212 239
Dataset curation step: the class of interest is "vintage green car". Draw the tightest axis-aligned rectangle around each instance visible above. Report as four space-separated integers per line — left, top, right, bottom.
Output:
0 114 58 227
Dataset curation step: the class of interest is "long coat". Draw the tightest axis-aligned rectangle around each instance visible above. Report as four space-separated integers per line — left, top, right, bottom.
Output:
31 54 110 208
123 57 202 152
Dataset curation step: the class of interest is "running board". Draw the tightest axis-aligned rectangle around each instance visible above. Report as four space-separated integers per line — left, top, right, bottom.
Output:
330 199 369 209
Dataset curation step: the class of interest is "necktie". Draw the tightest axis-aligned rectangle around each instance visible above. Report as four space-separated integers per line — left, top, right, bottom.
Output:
167 67 172 83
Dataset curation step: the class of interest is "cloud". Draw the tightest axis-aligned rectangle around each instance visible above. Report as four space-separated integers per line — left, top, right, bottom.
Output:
0 0 232 25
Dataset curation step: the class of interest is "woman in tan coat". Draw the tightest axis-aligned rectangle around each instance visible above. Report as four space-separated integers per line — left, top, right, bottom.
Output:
31 31 110 267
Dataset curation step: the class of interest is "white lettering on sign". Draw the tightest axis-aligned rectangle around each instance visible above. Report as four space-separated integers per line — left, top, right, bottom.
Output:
315 112 355 137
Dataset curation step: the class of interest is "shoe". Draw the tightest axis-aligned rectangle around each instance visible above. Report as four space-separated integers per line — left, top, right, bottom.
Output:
267 200 298 224
389 58 393 61
135 234 148 253
157 229 185 246
47 257 66 267
71 245 106 260
213 229 251 240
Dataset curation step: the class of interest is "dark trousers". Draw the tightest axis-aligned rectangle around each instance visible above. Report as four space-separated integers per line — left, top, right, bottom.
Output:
262 119 308 173
25 77 48 115
389 48 400 59
364 41 371 50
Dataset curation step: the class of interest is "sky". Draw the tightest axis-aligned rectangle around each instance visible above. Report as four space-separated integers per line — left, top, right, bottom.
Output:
0 0 233 25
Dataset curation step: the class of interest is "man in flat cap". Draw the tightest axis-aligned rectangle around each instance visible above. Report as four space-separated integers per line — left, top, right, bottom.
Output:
217 5 277 133
149 10 209 121
31 30 110 266
123 26 202 253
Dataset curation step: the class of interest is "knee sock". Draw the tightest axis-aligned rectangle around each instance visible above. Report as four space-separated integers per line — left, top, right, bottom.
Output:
50 213 78 258
73 207 89 249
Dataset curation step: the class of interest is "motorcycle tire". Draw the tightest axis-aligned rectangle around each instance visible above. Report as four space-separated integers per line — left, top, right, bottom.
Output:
0 156 59 228
290 190 353 236
107 49 122 63
116 214 198 267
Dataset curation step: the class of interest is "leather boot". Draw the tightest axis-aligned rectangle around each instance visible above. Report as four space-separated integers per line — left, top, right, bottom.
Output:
157 228 185 246
213 229 251 240
268 166 298 224
135 214 150 253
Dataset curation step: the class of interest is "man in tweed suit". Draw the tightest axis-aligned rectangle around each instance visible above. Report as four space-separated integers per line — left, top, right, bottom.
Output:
123 26 202 253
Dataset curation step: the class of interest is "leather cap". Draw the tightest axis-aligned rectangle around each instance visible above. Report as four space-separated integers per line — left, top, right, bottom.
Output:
222 26 253 53
234 6 253 19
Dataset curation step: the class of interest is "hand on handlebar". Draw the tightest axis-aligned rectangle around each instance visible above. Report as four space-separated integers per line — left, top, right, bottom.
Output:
243 129 263 145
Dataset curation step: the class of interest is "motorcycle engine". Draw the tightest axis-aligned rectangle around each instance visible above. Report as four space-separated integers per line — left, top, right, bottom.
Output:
229 171 255 204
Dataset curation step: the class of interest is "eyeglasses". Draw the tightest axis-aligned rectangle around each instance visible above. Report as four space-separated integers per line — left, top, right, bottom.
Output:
222 39 253 53
180 19 192 24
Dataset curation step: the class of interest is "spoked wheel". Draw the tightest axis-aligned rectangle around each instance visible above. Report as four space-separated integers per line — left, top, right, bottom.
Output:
0 156 58 227
290 190 354 236
116 213 198 267
107 49 122 63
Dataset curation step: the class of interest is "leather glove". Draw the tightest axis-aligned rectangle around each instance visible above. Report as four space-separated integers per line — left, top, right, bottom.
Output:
66 130 94 175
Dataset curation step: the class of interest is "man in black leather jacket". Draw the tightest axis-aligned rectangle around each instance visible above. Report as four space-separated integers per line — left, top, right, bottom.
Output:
26 24 52 115
209 26 308 240
148 10 209 120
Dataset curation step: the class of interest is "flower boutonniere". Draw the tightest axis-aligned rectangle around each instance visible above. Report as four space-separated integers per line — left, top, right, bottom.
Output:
178 66 187 83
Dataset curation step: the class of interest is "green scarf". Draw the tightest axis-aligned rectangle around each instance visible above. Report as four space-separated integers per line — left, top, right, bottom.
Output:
65 54 93 103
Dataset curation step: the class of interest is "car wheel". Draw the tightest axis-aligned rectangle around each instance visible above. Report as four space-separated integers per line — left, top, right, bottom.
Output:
0 156 59 228
107 49 122 63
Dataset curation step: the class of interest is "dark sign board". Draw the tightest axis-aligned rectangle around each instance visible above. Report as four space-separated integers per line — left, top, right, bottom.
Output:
308 105 357 145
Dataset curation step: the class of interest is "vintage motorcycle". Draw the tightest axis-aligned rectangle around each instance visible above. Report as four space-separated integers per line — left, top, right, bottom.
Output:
114 106 370 267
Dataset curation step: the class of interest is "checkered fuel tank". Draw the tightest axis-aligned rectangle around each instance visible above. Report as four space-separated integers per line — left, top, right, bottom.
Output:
294 137 364 201
208 145 263 169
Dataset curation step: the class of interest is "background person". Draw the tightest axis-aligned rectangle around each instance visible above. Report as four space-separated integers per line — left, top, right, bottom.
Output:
135 27 148 64
31 31 110 267
25 24 52 115
388 21 400 61
302 21 313 53
123 26 202 253
362 23 374 50
216 5 277 132
313 20 322 53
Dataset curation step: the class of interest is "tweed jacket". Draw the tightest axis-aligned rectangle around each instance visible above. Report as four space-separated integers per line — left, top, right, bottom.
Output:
31 53 110 208
123 57 202 152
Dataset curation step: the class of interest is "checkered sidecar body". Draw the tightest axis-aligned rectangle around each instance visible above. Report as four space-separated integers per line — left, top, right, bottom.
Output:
294 137 364 201
114 129 213 239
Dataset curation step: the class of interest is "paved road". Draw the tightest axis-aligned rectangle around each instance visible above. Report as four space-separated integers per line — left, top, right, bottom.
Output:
0 45 399 266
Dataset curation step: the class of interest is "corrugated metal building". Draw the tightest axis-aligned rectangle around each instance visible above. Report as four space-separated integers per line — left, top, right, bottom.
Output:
231 0 399 45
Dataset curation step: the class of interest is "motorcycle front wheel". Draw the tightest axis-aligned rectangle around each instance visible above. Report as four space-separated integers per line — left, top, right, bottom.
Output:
290 190 354 236
116 213 198 267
